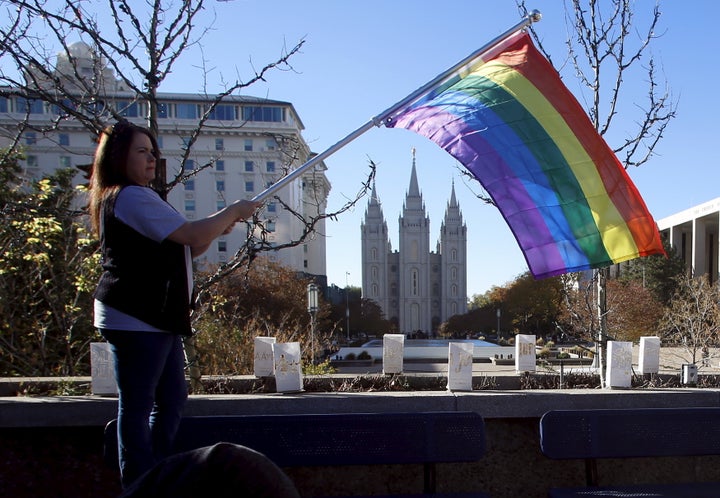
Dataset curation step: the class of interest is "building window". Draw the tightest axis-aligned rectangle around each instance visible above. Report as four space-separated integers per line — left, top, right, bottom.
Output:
452 249 457 261
176 103 197 119
451 267 457 280
25 132 36 145
244 161 253 172
117 101 139 117
207 104 236 121
0 97 7 112
266 221 275 232
183 159 194 171
17 98 44 114
184 199 195 211
181 137 191 150
242 106 284 122
157 102 168 118
215 138 224 151
58 133 70 146
267 202 276 213
411 269 419 296
26 155 38 168
215 160 225 171
59 156 71 168
217 200 226 210
184 179 194 190
50 98 77 115
266 161 275 173
218 240 227 252
265 138 276 150
244 139 253 151
245 181 254 192
216 180 225 192
371 247 377 260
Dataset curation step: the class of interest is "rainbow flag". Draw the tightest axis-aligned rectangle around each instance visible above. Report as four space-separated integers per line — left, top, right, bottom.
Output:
385 31 664 278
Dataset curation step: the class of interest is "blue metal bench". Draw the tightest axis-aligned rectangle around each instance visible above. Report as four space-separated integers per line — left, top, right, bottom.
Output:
105 411 489 497
539 407 720 498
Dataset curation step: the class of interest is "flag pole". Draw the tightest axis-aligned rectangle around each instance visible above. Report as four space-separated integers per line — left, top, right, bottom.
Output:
252 10 542 203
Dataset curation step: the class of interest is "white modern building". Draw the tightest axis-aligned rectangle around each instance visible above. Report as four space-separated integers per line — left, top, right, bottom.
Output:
361 150 467 335
0 42 330 282
657 197 720 284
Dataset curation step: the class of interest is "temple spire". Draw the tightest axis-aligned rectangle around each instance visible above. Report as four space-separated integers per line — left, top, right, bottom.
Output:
449 178 458 207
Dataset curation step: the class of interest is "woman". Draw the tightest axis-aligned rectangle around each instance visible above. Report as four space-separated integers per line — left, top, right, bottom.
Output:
89 120 259 488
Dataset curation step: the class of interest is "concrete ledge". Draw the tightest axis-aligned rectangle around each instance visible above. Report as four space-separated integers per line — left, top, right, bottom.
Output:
2 387 720 428
4 386 720 498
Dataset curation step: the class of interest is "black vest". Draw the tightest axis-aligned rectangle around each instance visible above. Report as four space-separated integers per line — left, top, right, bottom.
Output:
94 189 192 335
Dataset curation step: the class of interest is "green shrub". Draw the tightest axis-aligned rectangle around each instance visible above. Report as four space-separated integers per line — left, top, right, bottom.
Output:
303 359 336 375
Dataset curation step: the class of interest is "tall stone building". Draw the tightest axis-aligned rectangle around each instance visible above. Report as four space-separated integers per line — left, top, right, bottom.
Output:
361 150 467 335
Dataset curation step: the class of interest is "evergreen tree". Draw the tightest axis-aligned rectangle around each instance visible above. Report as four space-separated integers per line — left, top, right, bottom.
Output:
618 238 686 305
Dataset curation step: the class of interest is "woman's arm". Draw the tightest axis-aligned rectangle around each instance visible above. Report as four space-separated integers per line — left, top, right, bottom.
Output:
167 199 260 255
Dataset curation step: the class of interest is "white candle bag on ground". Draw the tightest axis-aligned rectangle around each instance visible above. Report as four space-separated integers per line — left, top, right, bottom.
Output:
515 334 536 373
254 337 276 377
447 342 474 391
272 342 302 393
383 334 405 374
90 342 117 396
607 341 633 388
638 336 660 375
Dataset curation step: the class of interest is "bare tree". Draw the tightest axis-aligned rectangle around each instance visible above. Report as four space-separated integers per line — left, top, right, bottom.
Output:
462 1 674 203
661 273 720 368
521 0 675 168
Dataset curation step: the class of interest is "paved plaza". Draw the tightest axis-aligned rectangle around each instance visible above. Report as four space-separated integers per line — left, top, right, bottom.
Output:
334 346 720 377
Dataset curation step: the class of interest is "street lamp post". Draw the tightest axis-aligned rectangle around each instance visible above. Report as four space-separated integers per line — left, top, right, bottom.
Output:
496 308 501 340
345 271 350 342
307 283 319 365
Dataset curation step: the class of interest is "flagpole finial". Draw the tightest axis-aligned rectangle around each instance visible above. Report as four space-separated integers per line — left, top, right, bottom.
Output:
528 9 542 23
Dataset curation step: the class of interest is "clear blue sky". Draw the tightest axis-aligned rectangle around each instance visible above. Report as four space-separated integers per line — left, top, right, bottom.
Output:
159 0 719 296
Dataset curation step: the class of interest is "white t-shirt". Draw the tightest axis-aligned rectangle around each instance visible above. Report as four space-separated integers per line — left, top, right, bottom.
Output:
93 186 192 332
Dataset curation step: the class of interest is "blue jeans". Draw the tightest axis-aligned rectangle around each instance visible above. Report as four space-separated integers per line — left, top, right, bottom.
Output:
102 330 188 488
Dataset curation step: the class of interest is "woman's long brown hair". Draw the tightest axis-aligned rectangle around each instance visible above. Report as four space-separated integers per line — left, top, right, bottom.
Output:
88 120 160 237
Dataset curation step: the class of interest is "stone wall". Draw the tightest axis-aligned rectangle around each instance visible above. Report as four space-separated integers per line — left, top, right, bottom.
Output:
3 388 720 497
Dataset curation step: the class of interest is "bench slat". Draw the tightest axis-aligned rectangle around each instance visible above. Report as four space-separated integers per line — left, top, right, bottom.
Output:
540 407 720 498
540 407 720 459
106 411 485 468
105 411 489 497
548 481 720 498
